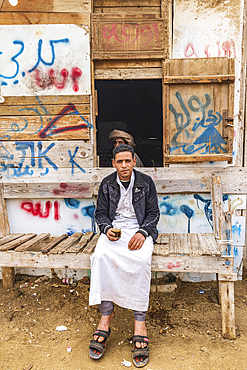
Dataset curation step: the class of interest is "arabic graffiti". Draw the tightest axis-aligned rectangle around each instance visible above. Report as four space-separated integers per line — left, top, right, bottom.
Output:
34 67 82 92
169 92 227 155
0 141 86 178
20 200 60 220
184 39 236 59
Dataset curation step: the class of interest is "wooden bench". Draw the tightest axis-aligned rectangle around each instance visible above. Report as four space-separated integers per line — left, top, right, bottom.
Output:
0 176 237 339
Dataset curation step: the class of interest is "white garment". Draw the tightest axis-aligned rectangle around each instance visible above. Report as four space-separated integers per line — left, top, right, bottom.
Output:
89 229 153 311
89 173 153 311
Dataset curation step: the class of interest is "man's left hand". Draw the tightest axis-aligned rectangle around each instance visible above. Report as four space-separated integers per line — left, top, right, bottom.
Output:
128 232 145 250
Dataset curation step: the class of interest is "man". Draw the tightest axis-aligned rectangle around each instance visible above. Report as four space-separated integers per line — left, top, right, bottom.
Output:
109 129 144 167
89 144 160 367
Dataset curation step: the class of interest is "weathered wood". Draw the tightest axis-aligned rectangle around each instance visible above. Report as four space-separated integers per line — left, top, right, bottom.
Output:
0 12 90 25
67 231 94 253
0 142 94 169
211 177 223 239
15 233 50 252
4 182 92 199
53 0 91 12
164 154 233 163
163 75 235 84
50 233 83 254
0 116 90 141
2 267 15 290
2 96 90 106
0 234 25 246
94 0 161 6
82 234 99 254
219 211 232 255
219 281 236 339
95 68 162 79
0 233 37 251
0 104 90 116
41 234 68 253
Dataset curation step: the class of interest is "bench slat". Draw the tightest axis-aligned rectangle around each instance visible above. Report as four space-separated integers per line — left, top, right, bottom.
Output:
15 233 50 252
0 234 25 246
50 233 83 254
41 234 68 253
0 233 37 251
82 234 99 254
66 231 94 253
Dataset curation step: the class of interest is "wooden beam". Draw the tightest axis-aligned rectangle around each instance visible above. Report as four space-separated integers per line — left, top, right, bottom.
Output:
0 12 90 25
211 177 223 240
164 154 233 163
41 234 68 253
219 281 236 339
163 75 235 84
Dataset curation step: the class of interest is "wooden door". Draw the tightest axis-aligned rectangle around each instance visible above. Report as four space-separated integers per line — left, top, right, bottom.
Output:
163 58 235 164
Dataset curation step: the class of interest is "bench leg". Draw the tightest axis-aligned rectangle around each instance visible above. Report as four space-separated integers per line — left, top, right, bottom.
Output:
219 280 236 339
2 267 15 289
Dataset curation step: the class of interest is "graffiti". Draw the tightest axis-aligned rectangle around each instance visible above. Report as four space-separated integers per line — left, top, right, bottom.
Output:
169 92 227 155
52 183 90 197
0 141 86 178
64 198 96 233
34 67 82 92
102 22 161 50
0 25 90 96
194 194 228 230
232 221 242 237
167 262 181 270
38 103 90 139
184 39 236 59
20 200 60 220
180 205 194 233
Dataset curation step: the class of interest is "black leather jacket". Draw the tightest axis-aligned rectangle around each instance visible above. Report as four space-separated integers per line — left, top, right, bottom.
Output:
95 169 160 241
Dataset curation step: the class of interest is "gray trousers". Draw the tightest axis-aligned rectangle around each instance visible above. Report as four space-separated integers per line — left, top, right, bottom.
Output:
98 301 146 322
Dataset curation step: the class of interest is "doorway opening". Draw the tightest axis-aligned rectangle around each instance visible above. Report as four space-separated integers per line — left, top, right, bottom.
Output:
95 79 163 167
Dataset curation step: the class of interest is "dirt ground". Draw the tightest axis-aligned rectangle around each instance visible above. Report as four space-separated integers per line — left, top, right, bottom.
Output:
1 273 247 370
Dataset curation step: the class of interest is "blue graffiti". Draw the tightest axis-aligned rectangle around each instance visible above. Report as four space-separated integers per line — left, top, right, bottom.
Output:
169 92 226 155
194 194 228 230
64 200 96 233
180 205 194 233
159 196 178 216
68 146 86 176
0 40 24 81
232 221 242 237
28 38 69 73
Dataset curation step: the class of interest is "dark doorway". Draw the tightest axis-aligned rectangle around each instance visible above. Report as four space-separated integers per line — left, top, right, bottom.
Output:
95 79 163 167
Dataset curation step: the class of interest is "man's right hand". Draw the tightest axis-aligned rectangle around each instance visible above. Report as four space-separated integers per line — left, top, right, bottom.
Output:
106 228 121 241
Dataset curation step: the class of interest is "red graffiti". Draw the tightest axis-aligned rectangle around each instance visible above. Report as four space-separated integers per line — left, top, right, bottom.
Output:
33 67 82 91
21 200 60 221
184 42 198 58
52 183 91 197
204 45 211 58
102 23 161 49
167 262 181 270
38 103 89 139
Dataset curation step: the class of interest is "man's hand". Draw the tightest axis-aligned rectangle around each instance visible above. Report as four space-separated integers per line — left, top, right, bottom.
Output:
106 228 121 241
128 232 145 250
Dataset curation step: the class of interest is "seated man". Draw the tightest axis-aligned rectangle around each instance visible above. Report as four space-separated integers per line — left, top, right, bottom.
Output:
109 129 144 167
89 144 160 367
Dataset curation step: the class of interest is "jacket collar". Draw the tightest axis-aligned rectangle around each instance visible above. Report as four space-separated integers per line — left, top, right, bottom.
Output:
109 169 144 189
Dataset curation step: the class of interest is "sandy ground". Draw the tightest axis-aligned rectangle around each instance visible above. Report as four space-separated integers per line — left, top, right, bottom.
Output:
1 273 247 370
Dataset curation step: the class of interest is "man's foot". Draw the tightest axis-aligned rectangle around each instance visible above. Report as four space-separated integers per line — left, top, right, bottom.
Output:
134 319 147 348
94 311 115 342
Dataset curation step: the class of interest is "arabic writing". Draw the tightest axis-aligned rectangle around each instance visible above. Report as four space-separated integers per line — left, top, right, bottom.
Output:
169 92 226 155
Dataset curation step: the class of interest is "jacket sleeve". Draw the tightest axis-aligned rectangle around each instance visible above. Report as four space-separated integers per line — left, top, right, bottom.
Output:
138 178 160 240
94 181 113 234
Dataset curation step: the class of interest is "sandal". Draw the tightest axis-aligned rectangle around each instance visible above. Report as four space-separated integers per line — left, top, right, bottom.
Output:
132 335 149 368
89 328 111 360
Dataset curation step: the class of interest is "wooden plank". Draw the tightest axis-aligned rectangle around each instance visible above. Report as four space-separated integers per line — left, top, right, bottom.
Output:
0 183 10 237
1 0 53 11
82 234 99 254
50 233 83 254
4 182 92 199
41 234 68 253
162 59 170 165
190 234 200 255
0 252 234 274
95 68 162 79
163 75 235 84
179 233 190 255
53 0 91 12
164 154 233 163
0 12 90 25
0 116 90 141
219 281 236 339
93 0 161 7
0 142 94 170
94 8 160 14
0 234 25 246
0 105 90 116
2 96 90 106
211 176 223 240
15 233 50 252
219 211 232 255
95 60 162 68
66 231 94 253
0 233 37 251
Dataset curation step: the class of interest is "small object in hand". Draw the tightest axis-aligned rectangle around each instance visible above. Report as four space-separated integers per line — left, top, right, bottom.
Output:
112 228 121 238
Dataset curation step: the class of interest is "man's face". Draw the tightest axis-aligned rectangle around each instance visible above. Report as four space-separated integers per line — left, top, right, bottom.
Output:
112 151 136 181
113 137 126 148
